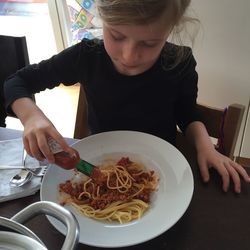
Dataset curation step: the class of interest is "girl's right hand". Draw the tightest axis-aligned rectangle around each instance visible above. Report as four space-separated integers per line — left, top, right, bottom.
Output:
11 97 72 163
23 114 70 163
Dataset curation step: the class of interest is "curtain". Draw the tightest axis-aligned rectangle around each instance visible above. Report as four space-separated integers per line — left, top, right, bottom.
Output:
66 0 102 44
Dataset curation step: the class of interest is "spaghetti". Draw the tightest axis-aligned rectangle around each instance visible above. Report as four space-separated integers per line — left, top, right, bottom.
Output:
59 157 159 224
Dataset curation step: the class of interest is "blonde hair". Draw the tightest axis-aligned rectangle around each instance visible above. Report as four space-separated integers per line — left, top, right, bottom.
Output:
96 0 199 69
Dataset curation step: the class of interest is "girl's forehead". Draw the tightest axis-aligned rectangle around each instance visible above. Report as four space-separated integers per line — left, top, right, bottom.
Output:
105 21 171 41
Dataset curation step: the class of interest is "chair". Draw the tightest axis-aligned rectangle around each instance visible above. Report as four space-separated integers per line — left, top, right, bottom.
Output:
74 85 89 139
0 35 31 127
176 103 245 160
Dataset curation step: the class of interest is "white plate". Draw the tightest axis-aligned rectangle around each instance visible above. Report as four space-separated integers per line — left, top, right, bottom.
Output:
40 131 194 248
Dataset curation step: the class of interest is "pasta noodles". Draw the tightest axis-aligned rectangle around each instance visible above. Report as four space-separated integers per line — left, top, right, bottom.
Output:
59 157 159 224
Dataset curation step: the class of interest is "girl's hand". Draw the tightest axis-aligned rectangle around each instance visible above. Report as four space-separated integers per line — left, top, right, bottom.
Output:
11 97 74 164
22 114 70 163
186 121 250 193
197 147 250 193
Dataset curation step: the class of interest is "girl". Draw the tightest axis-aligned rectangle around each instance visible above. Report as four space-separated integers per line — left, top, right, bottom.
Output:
4 0 250 193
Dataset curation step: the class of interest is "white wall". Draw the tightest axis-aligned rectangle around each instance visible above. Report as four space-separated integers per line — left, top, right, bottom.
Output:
190 0 250 157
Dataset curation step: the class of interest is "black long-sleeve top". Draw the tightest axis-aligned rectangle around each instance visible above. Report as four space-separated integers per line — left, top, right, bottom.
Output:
4 39 200 145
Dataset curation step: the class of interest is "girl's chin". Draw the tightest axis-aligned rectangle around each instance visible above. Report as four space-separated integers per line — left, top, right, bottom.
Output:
114 63 147 76
117 68 142 76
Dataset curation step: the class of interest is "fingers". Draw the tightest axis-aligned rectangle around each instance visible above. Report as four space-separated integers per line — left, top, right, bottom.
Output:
198 151 250 193
198 159 210 183
23 137 31 157
231 161 250 183
23 126 69 164
197 145 250 193
214 163 230 192
210 160 250 193
36 133 55 163
223 161 250 193
23 134 45 161
224 162 241 193
44 130 70 163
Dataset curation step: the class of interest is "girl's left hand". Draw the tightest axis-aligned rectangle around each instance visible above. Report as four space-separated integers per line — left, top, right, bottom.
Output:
197 147 250 193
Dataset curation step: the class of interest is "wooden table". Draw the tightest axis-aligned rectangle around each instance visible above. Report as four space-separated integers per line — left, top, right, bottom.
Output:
1 127 250 250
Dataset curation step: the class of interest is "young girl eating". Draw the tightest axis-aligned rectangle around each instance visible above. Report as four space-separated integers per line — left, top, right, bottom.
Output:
4 0 250 193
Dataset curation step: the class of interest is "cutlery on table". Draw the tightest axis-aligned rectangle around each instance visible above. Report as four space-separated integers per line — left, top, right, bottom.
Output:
9 168 33 187
0 165 42 170
9 150 46 187
25 165 48 177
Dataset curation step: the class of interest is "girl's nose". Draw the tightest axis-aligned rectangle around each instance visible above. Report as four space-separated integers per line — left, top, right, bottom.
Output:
122 42 139 65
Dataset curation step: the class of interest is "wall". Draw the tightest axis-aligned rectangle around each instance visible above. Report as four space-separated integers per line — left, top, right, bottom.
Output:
190 0 250 157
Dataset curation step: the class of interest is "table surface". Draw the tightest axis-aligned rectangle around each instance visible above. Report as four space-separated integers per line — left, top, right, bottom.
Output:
1 127 250 250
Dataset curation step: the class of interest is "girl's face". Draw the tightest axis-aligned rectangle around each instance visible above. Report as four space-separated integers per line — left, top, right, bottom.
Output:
103 18 171 76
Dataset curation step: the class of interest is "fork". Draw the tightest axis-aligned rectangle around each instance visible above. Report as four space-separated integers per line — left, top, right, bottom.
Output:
25 165 48 177
22 150 48 177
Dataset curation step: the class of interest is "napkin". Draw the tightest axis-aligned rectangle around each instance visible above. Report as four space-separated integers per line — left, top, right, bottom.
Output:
0 138 42 203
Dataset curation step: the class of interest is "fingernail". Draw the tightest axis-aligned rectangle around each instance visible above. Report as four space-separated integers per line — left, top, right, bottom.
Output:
203 177 209 182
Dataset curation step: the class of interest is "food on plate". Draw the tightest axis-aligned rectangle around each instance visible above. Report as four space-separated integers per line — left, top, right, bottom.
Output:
59 157 159 224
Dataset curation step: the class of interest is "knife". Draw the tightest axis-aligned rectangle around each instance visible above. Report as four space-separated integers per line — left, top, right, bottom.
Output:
0 165 41 170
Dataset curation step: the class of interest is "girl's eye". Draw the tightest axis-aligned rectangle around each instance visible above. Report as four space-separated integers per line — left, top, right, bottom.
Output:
142 42 158 48
111 32 125 41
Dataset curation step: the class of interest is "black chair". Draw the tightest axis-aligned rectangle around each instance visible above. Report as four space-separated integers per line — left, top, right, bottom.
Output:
0 35 31 127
